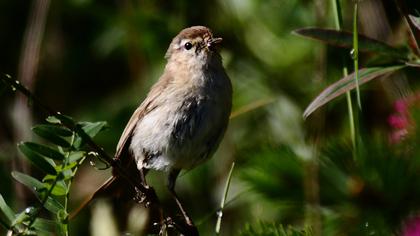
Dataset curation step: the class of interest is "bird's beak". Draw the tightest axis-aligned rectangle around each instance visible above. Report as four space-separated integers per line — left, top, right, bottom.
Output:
207 37 223 49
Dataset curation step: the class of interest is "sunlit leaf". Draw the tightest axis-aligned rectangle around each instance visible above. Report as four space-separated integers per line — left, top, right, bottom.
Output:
0 194 15 226
45 180 67 196
18 143 57 175
44 157 56 168
42 174 55 182
303 65 405 118
293 28 407 59
54 163 78 180
74 121 108 147
11 171 46 193
23 142 65 161
32 125 71 148
68 151 86 163
54 113 76 127
46 116 61 124
80 121 108 138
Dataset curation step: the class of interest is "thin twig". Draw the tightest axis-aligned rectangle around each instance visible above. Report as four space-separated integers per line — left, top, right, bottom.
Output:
1 74 186 233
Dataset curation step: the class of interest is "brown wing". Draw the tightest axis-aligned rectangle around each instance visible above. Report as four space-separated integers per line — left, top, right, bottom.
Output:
114 73 173 159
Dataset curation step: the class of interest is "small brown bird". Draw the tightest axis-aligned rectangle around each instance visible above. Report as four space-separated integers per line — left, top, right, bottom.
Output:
73 26 232 231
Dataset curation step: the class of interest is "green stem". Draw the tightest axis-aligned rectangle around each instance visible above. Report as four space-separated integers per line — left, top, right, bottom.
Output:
215 162 235 235
332 0 344 29
353 1 361 110
332 0 357 153
63 133 76 236
344 68 356 151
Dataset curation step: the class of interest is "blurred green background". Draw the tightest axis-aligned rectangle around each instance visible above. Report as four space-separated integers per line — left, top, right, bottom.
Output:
1 0 420 235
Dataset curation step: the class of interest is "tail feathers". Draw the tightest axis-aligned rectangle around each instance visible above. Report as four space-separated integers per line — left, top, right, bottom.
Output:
69 156 146 220
69 176 123 220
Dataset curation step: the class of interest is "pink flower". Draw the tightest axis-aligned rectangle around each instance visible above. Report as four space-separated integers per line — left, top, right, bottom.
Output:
388 115 410 130
402 215 420 236
394 100 408 114
388 93 420 143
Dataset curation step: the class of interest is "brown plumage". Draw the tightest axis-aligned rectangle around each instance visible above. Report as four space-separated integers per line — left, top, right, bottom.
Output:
71 26 232 232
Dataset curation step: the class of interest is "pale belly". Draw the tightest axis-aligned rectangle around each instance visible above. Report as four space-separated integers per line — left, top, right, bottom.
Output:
129 97 228 172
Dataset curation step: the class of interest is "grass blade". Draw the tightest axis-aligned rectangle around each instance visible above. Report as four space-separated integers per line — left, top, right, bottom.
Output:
293 28 407 59
303 66 404 118
215 162 235 235
353 2 361 110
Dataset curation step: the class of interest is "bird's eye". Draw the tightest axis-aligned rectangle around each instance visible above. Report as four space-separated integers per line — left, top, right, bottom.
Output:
184 42 193 50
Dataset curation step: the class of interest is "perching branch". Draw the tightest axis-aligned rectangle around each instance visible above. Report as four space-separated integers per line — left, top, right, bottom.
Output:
1 74 199 234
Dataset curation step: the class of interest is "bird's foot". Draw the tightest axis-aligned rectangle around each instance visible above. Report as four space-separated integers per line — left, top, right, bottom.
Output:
132 186 147 204
165 216 198 236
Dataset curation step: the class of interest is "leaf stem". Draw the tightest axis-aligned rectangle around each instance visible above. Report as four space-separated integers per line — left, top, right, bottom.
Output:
63 132 76 236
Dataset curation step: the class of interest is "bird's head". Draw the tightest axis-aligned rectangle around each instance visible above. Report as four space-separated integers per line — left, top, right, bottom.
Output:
165 26 223 66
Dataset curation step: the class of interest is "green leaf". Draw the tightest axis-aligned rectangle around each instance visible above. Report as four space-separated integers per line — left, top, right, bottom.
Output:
11 172 64 214
43 196 64 214
11 171 46 193
68 151 86 163
61 170 74 181
0 194 15 226
12 208 35 226
44 157 56 168
46 116 61 124
33 124 72 137
42 174 56 182
33 218 57 233
23 142 65 161
303 65 405 118
45 180 67 196
18 143 57 175
73 121 107 147
32 125 71 148
293 28 407 59
80 121 108 138
54 113 76 127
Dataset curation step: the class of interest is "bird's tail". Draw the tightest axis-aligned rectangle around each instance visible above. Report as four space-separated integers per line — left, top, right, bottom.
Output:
69 176 123 220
